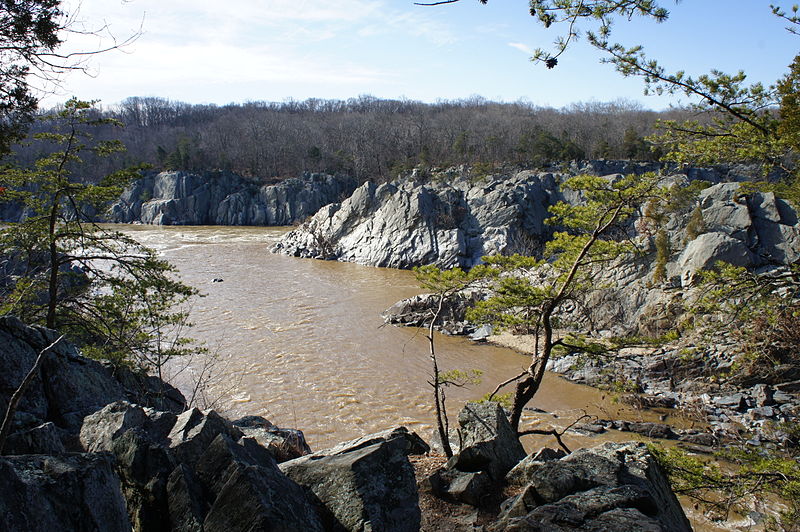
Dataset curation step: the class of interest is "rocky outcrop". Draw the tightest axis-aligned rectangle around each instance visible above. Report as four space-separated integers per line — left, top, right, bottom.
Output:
381 290 485 335
0 453 132 532
0 318 439 531
381 178 800 338
493 441 692 531
107 171 357 226
272 163 774 269
280 427 428 531
273 171 562 268
232 415 312 462
0 315 185 451
425 402 526 506
419 403 692 531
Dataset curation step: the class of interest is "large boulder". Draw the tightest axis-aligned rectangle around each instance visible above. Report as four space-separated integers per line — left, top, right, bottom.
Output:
494 441 692 531
280 427 427 531
676 232 755 286
0 316 127 436
232 415 312 462
450 402 527 482
0 453 131 532
197 434 324 531
381 291 484 335
426 402 526 506
79 402 325 531
80 401 179 531
168 407 244 467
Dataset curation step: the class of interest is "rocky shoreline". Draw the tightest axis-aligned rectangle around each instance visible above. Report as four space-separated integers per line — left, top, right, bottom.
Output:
0 316 695 531
369 167 799 458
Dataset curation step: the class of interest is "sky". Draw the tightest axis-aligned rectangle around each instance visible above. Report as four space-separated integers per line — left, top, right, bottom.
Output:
40 0 800 111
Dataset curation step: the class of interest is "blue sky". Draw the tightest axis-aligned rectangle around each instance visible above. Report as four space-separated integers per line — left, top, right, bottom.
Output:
44 0 799 110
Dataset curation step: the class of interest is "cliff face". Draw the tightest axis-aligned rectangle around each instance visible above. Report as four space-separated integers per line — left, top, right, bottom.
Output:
377 174 799 336
273 170 566 269
273 163 793 271
107 171 358 226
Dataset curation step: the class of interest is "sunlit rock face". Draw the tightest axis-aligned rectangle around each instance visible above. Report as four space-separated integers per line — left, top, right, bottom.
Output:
108 171 357 226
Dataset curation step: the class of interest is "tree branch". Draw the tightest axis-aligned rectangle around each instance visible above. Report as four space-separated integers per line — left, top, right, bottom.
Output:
0 334 64 454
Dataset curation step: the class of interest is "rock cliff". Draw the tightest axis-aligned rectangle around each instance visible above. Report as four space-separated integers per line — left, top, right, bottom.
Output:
272 163 769 269
273 170 564 268
379 175 799 334
107 171 358 226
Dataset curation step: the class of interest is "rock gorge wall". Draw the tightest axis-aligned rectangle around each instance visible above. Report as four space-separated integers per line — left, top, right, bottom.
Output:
108 171 358 226
272 162 797 273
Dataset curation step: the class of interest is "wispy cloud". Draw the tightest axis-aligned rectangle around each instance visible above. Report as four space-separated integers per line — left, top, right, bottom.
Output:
507 42 533 55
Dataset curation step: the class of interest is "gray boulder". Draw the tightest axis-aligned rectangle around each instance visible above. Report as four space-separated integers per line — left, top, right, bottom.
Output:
451 402 527 482
232 415 312 462
80 400 177 452
198 434 324 531
280 427 426 531
0 453 131 532
494 441 692 531
426 402 526 507
168 407 244 467
677 232 755 286
80 401 180 531
381 291 484 334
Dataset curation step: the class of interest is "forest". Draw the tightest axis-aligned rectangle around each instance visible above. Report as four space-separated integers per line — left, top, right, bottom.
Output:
12 95 692 183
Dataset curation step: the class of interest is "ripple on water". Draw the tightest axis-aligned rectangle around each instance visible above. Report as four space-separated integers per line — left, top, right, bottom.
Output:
115 225 673 450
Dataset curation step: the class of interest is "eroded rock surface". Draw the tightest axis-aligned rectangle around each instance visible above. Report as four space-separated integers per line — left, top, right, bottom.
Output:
280 426 428 531
108 171 357 226
273 171 563 268
494 441 692 531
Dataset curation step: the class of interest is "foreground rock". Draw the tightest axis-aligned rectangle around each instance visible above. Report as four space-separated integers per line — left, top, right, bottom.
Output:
280 427 429 531
0 318 432 531
0 316 185 452
107 171 358 226
494 441 692 531
426 402 526 507
420 403 692 531
0 453 132 532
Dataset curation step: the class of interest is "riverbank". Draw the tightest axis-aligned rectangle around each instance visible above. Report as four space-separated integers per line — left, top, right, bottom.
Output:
0 316 694 531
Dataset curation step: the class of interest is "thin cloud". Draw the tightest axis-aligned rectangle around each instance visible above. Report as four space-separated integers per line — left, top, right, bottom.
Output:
508 42 533 55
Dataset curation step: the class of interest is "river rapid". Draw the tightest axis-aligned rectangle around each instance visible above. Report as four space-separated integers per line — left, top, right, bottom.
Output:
117 225 659 450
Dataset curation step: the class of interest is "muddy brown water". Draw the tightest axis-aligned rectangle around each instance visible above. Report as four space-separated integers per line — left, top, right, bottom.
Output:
115 225 693 451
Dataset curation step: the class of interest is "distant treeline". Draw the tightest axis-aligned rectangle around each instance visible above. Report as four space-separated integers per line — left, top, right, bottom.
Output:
14 95 696 182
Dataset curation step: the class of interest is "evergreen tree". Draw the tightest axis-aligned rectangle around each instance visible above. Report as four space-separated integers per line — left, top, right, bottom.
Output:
0 100 199 375
467 172 662 431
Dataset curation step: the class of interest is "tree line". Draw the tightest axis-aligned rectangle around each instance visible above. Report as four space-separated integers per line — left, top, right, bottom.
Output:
11 95 695 183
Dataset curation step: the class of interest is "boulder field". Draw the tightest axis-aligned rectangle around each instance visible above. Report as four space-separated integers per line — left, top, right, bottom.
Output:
0 317 692 531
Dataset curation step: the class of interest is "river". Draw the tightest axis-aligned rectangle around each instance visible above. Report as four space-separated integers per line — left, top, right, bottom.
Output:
117 224 667 450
